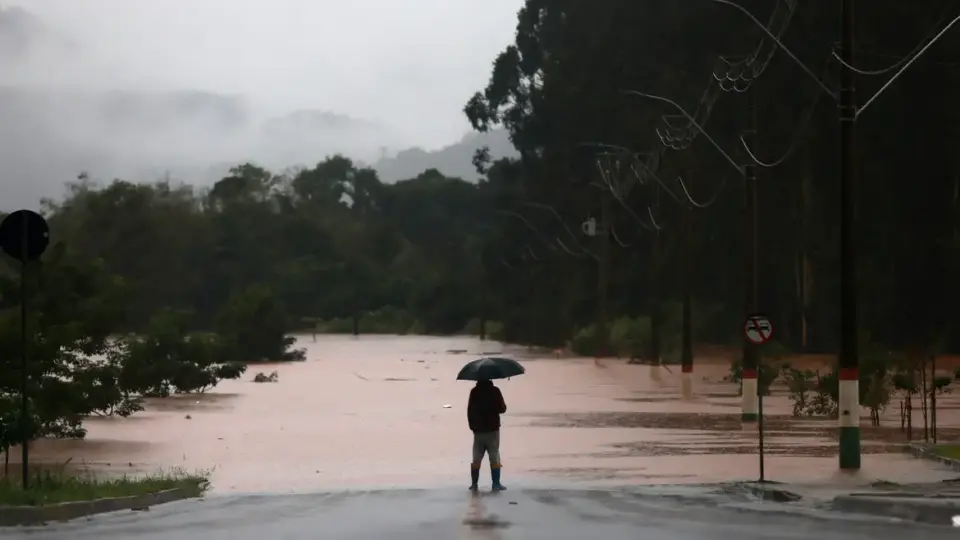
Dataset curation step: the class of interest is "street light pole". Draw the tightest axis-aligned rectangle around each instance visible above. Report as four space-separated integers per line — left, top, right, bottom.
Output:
838 0 861 470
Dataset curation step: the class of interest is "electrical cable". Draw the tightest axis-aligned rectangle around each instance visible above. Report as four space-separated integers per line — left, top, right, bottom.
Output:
832 1 954 76
740 55 833 168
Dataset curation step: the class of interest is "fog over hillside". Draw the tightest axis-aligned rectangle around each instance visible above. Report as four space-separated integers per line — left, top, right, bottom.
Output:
0 4 518 209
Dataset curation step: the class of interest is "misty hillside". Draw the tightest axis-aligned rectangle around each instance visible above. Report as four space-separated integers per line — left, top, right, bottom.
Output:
0 81 516 208
0 6 517 208
371 130 516 183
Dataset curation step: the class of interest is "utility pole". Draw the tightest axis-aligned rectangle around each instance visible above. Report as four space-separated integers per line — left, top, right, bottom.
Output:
649 183 663 380
741 86 760 425
596 191 611 361
351 266 360 337
932 353 938 443
838 0 861 470
680 195 694 399
479 280 487 340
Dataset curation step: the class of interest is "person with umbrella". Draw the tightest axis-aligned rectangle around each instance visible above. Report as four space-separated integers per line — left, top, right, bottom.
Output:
458 356 525 492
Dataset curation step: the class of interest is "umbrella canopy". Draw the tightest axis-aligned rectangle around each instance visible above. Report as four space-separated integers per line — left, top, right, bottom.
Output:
456 356 525 381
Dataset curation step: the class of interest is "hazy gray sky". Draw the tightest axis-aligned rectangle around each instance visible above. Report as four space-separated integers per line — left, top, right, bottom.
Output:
13 0 522 150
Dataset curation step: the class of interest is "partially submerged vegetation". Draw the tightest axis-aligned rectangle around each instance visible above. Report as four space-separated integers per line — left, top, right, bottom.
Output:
726 335 956 442
0 466 209 506
0 242 306 469
252 371 279 383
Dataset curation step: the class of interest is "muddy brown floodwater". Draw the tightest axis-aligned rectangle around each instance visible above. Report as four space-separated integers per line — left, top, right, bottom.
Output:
7 335 960 493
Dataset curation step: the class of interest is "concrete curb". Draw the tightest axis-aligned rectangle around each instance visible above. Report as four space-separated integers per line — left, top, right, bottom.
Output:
905 442 960 472
832 494 960 526
0 488 197 526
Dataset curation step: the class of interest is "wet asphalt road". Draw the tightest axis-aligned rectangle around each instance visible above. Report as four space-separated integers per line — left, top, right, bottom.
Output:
5 486 957 539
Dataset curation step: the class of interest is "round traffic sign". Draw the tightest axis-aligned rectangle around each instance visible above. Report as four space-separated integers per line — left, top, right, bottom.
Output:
744 314 773 345
0 210 50 262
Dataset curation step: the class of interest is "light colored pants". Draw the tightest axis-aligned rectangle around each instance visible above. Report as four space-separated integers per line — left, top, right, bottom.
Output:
471 431 501 468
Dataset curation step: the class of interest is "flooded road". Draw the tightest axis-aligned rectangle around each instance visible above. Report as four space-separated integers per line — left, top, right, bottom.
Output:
12 335 960 493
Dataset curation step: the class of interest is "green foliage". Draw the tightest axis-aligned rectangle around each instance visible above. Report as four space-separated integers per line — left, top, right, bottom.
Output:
782 366 816 416
933 375 953 393
0 246 127 450
459 318 505 341
727 360 782 397
933 445 960 461
0 256 249 454
0 465 209 506
118 309 246 396
779 341 951 427
215 285 304 363
315 307 423 335
726 340 792 396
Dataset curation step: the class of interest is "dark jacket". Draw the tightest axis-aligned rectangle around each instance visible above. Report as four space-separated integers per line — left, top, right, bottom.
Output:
467 381 507 433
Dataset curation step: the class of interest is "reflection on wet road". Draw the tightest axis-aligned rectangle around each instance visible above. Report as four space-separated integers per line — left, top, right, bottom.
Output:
7 487 957 539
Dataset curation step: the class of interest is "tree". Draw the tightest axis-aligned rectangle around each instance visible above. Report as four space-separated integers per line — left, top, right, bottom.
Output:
118 309 247 397
215 285 305 363
0 243 129 449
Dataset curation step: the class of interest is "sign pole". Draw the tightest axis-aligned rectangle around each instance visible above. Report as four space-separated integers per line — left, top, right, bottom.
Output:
744 314 773 483
757 359 765 482
19 213 29 489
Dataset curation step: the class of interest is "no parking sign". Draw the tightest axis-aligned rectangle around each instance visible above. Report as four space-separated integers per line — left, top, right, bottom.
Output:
743 314 773 345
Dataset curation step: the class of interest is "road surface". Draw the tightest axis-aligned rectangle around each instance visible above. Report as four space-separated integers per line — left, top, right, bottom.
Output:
6 485 956 539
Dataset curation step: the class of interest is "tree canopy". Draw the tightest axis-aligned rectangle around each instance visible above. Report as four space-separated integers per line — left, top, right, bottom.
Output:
465 0 960 354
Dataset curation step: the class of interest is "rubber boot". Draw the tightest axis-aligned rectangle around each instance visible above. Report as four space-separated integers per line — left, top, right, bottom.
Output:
491 466 506 491
469 467 480 492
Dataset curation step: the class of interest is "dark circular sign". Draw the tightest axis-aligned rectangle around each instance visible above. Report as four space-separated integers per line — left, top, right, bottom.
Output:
0 210 50 262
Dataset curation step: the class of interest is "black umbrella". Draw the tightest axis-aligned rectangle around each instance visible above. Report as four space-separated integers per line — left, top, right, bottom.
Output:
456 356 525 381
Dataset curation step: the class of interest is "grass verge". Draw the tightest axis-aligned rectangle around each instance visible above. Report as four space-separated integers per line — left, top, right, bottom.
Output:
0 466 210 506
931 444 960 461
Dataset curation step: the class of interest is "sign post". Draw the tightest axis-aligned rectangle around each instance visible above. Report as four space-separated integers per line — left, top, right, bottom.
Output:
0 210 50 490
743 313 773 482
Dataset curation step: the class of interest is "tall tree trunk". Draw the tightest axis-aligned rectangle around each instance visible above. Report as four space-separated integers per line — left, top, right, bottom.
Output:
931 353 938 443
907 390 913 441
921 358 929 441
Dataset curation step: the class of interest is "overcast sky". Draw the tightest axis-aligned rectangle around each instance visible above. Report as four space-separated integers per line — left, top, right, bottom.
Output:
12 0 522 150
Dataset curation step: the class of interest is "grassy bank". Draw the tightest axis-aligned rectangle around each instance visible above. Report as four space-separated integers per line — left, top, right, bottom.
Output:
931 444 960 461
0 468 209 506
